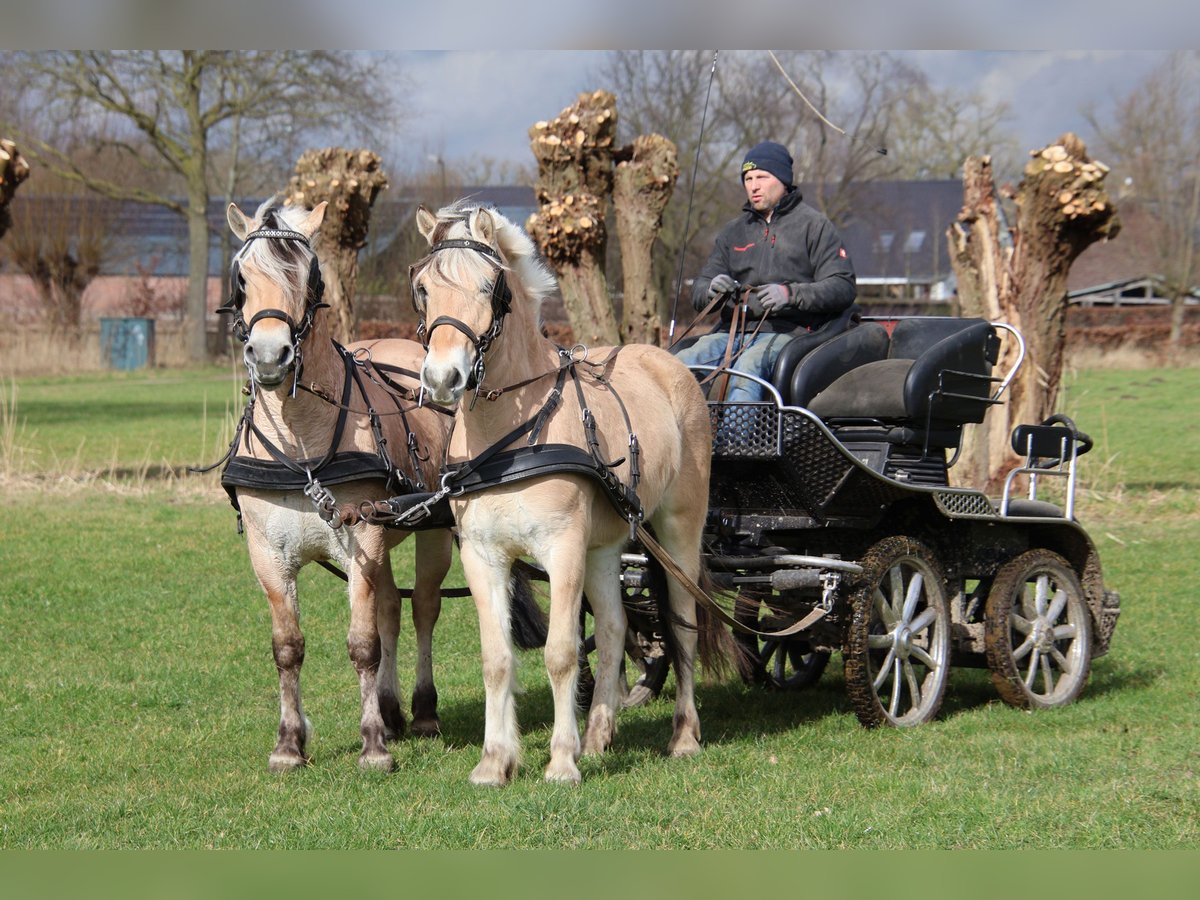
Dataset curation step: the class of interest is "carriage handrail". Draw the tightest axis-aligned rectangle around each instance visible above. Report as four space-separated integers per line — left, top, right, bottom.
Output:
988 321 1025 402
687 365 786 407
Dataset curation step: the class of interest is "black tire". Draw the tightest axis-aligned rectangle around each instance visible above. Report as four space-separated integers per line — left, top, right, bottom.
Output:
734 594 830 690
984 549 1093 709
843 536 951 728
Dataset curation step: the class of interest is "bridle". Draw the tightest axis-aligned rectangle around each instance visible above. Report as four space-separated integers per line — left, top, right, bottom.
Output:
410 238 513 396
219 226 329 392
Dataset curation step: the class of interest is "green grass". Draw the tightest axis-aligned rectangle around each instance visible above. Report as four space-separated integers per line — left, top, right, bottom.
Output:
0 366 1197 848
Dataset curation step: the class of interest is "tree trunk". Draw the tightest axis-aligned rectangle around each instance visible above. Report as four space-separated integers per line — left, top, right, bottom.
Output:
949 134 1120 492
0 138 31 242
286 148 389 345
613 134 679 346
527 90 621 347
184 188 211 363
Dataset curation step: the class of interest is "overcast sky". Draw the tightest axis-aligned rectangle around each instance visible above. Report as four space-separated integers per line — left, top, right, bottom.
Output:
390 50 1174 174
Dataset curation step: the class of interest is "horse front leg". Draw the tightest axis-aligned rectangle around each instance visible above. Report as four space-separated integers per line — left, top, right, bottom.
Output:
348 539 392 772
459 539 521 786
247 539 310 772
581 545 626 757
374 551 406 742
543 544 588 784
409 528 450 737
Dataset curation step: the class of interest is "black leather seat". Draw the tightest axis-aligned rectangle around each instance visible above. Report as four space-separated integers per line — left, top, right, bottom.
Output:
770 304 863 403
793 317 1002 451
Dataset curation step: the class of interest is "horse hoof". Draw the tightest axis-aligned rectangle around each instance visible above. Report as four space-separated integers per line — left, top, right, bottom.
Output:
268 752 307 773
581 732 611 757
469 756 515 787
359 751 395 773
667 737 701 759
410 717 442 739
544 761 582 785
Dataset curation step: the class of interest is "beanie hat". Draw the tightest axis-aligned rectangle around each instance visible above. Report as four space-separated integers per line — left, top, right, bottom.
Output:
741 141 794 188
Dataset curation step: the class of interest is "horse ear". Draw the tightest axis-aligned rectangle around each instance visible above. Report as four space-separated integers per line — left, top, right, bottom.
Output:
415 205 438 243
468 207 497 247
227 203 253 242
294 201 328 239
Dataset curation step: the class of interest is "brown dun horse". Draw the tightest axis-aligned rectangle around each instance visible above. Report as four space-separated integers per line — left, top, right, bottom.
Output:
412 202 720 785
223 199 453 772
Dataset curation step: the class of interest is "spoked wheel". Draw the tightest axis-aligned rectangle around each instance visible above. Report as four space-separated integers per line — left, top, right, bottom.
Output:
734 595 830 690
984 549 1092 709
843 536 951 728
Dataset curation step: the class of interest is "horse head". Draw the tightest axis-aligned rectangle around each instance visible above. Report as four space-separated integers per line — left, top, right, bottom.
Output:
411 202 556 405
225 200 329 389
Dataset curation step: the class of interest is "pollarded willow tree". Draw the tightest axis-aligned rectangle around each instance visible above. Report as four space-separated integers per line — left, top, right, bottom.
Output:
527 90 680 347
284 148 389 346
0 138 29 241
949 133 1120 492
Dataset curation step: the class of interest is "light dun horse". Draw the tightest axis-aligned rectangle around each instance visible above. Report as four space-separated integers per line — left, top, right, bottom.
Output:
413 202 720 785
223 199 452 772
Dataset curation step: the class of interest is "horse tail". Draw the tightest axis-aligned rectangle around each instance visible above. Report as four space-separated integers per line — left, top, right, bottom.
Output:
648 548 740 684
509 559 549 650
697 566 755 683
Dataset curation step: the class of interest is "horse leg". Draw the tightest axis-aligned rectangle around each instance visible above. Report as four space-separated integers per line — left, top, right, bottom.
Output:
348 544 393 772
247 541 310 772
460 540 521 786
654 513 704 758
375 553 406 742
410 528 450 737
581 545 626 757
543 542 588 784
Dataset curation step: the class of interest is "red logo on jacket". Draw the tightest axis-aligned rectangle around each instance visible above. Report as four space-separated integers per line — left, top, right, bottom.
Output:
733 243 755 252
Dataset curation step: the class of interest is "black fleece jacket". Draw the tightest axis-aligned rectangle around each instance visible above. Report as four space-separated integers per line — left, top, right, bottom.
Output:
691 188 857 332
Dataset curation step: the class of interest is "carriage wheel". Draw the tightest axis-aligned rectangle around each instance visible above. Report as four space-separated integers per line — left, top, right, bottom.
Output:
984 549 1093 710
843 536 951 728
734 595 830 690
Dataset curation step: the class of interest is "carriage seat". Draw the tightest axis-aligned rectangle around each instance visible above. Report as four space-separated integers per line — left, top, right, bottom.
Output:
793 317 1002 449
770 304 862 400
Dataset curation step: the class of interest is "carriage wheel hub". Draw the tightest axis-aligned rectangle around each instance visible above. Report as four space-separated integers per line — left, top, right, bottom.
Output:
894 626 913 659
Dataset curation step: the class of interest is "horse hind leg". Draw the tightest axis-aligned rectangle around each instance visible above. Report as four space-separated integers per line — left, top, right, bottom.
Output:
648 519 704 759
580 546 626 758
409 529 450 738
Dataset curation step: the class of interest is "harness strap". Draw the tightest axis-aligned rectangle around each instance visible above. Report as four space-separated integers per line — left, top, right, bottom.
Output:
634 525 828 639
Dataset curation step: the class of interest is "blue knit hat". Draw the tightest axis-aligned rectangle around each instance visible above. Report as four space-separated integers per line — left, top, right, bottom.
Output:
741 141 794 188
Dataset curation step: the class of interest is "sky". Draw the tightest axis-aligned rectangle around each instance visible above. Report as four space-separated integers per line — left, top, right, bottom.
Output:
391 50 1174 173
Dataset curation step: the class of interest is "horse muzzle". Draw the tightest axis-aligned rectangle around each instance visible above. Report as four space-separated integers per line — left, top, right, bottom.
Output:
420 351 471 406
244 330 296 387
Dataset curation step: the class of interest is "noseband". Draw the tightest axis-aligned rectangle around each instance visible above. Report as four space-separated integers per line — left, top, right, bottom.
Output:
219 227 328 349
411 238 513 392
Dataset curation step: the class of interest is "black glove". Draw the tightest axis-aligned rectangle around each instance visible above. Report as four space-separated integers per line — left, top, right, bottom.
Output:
706 273 738 303
754 283 792 312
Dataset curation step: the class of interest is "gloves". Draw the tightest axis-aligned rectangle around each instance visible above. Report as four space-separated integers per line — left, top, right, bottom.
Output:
706 273 738 302
754 283 791 312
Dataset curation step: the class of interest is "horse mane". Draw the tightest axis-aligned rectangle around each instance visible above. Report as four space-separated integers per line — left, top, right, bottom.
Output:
421 201 558 313
235 199 313 295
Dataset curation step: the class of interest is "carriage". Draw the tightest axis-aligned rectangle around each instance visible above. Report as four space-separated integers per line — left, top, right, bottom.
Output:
610 311 1122 727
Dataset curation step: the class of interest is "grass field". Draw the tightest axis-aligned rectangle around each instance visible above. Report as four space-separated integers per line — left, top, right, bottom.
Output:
1 365 1197 849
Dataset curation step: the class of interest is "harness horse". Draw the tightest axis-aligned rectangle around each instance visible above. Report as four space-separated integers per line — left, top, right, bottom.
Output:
211 200 456 772
410 202 727 786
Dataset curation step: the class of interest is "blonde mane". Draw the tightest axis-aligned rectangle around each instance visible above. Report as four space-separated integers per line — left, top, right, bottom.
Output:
417 201 557 318
234 200 313 301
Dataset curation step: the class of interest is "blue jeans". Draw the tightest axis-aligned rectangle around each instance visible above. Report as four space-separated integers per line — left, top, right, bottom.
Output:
675 330 788 403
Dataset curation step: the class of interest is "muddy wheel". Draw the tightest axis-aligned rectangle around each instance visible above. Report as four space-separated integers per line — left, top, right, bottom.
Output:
844 536 951 728
734 595 830 690
984 549 1092 709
